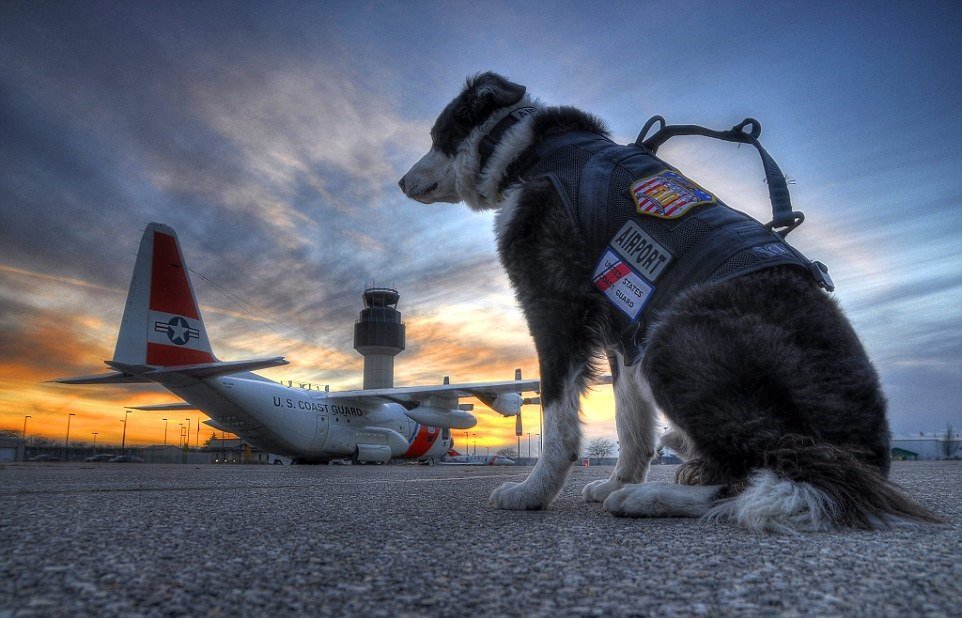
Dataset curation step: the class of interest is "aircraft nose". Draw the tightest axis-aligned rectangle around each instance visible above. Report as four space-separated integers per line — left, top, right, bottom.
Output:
398 175 406 192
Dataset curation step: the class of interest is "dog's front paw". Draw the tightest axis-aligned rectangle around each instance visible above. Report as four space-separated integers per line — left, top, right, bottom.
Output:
583 478 622 503
489 481 549 510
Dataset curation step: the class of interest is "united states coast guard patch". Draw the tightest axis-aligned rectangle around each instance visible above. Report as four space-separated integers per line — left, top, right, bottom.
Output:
630 170 716 219
592 249 654 321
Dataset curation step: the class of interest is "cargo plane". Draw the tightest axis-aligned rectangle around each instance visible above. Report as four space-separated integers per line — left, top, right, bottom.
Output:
56 223 540 464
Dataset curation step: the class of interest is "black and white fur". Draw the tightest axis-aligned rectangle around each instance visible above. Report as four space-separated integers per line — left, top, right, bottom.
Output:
399 72 940 531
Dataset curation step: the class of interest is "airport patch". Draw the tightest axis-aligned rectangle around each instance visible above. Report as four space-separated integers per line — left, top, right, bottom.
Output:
631 170 715 219
592 249 654 321
609 220 673 281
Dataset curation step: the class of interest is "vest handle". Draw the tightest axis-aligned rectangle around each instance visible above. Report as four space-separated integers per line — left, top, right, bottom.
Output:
636 116 803 238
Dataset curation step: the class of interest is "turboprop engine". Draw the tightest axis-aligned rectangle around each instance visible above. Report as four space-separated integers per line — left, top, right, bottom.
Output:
487 393 522 416
404 405 477 430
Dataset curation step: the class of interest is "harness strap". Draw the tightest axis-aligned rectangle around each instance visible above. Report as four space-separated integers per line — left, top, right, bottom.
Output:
636 116 804 238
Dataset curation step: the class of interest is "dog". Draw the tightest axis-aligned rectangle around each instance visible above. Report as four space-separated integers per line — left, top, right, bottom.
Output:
399 72 940 531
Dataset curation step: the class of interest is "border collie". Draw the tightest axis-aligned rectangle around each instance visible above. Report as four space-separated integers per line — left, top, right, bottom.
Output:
399 72 939 531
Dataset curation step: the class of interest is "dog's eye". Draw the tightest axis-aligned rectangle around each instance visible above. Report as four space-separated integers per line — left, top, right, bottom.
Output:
429 107 463 156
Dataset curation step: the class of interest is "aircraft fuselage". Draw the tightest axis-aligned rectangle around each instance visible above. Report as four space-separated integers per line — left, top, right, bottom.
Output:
166 373 451 464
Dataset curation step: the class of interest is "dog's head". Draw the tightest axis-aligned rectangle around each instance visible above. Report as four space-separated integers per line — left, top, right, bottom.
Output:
398 72 528 209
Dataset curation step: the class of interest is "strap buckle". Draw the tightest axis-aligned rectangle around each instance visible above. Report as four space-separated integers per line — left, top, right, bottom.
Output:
765 211 805 238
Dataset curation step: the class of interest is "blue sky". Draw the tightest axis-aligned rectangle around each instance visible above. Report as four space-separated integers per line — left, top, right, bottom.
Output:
1 0 960 446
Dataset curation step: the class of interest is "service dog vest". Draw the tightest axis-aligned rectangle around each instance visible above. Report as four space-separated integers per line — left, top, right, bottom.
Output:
518 131 832 365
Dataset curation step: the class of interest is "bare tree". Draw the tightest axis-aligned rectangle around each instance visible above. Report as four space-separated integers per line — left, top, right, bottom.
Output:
496 447 517 459
941 424 961 459
584 437 616 464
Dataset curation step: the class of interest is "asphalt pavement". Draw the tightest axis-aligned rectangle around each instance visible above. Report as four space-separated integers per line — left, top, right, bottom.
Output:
1 461 960 617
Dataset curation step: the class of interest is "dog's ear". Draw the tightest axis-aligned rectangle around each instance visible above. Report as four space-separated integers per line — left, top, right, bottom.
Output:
473 72 526 108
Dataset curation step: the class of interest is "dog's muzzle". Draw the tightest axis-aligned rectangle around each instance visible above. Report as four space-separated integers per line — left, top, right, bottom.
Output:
398 174 438 202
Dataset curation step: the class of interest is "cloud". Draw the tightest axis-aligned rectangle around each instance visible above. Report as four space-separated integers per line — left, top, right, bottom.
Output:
2 0 959 451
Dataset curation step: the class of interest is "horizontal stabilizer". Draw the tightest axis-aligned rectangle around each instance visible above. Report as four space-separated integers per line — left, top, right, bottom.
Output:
127 402 198 411
107 357 288 381
203 419 232 433
52 371 152 385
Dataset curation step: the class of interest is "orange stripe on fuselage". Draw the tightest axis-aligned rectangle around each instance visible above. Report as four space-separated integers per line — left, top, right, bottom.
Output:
403 425 439 458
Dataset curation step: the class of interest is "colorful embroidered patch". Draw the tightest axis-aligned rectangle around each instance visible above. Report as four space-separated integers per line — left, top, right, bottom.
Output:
592 249 654 321
630 170 716 219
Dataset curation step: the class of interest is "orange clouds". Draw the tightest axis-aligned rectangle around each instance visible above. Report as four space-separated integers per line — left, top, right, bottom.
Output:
0 259 620 453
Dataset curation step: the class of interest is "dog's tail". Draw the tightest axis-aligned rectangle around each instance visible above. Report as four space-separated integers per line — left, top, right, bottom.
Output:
706 437 943 532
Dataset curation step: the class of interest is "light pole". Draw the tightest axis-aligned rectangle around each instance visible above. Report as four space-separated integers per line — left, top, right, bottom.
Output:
527 432 532 460
121 409 132 456
535 433 540 459
472 433 477 455
22 415 31 440
162 418 168 446
92 432 98 455
464 431 468 453
185 418 191 451
64 413 75 461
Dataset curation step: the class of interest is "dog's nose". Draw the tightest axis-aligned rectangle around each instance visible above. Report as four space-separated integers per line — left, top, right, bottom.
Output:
398 176 406 192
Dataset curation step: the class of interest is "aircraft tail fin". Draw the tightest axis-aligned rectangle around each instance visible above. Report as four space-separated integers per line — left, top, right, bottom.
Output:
114 222 217 367
53 223 289 386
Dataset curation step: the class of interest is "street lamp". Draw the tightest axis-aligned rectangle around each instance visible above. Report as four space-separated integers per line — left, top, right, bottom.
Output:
527 432 532 460
22 415 31 440
92 432 98 454
185 418 191 451
64 413 75 461
121 409 132 456
472 433 477 456
162 418 168 446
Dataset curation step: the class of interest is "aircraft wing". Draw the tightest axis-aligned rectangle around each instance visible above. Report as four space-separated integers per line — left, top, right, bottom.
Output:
323 378 542 407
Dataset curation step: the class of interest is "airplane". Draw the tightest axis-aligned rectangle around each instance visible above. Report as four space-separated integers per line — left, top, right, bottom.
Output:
55 222 542 465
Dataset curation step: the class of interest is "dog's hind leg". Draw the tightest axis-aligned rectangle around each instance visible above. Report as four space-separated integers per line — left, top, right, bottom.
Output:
583 352 658 502
658 428 697 462
604 482 724 518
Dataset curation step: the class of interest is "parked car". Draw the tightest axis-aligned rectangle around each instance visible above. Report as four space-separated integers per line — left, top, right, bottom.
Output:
108 455 144 463
84 454 115 462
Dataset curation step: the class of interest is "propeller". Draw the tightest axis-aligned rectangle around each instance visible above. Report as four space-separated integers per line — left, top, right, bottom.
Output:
512 369 544 458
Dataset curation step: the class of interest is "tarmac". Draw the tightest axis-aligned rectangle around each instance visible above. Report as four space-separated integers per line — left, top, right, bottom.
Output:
1 461 959 617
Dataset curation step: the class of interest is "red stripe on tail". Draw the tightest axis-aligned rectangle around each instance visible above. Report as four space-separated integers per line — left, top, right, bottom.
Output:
150 231 199 318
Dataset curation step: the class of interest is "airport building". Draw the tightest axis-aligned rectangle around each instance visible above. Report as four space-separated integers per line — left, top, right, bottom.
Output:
891 435 962 461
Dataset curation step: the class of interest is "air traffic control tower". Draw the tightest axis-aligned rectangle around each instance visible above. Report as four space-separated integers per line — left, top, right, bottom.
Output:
353 287 406 389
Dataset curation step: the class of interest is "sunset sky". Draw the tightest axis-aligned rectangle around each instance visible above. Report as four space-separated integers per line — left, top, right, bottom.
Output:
2 1 960 451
